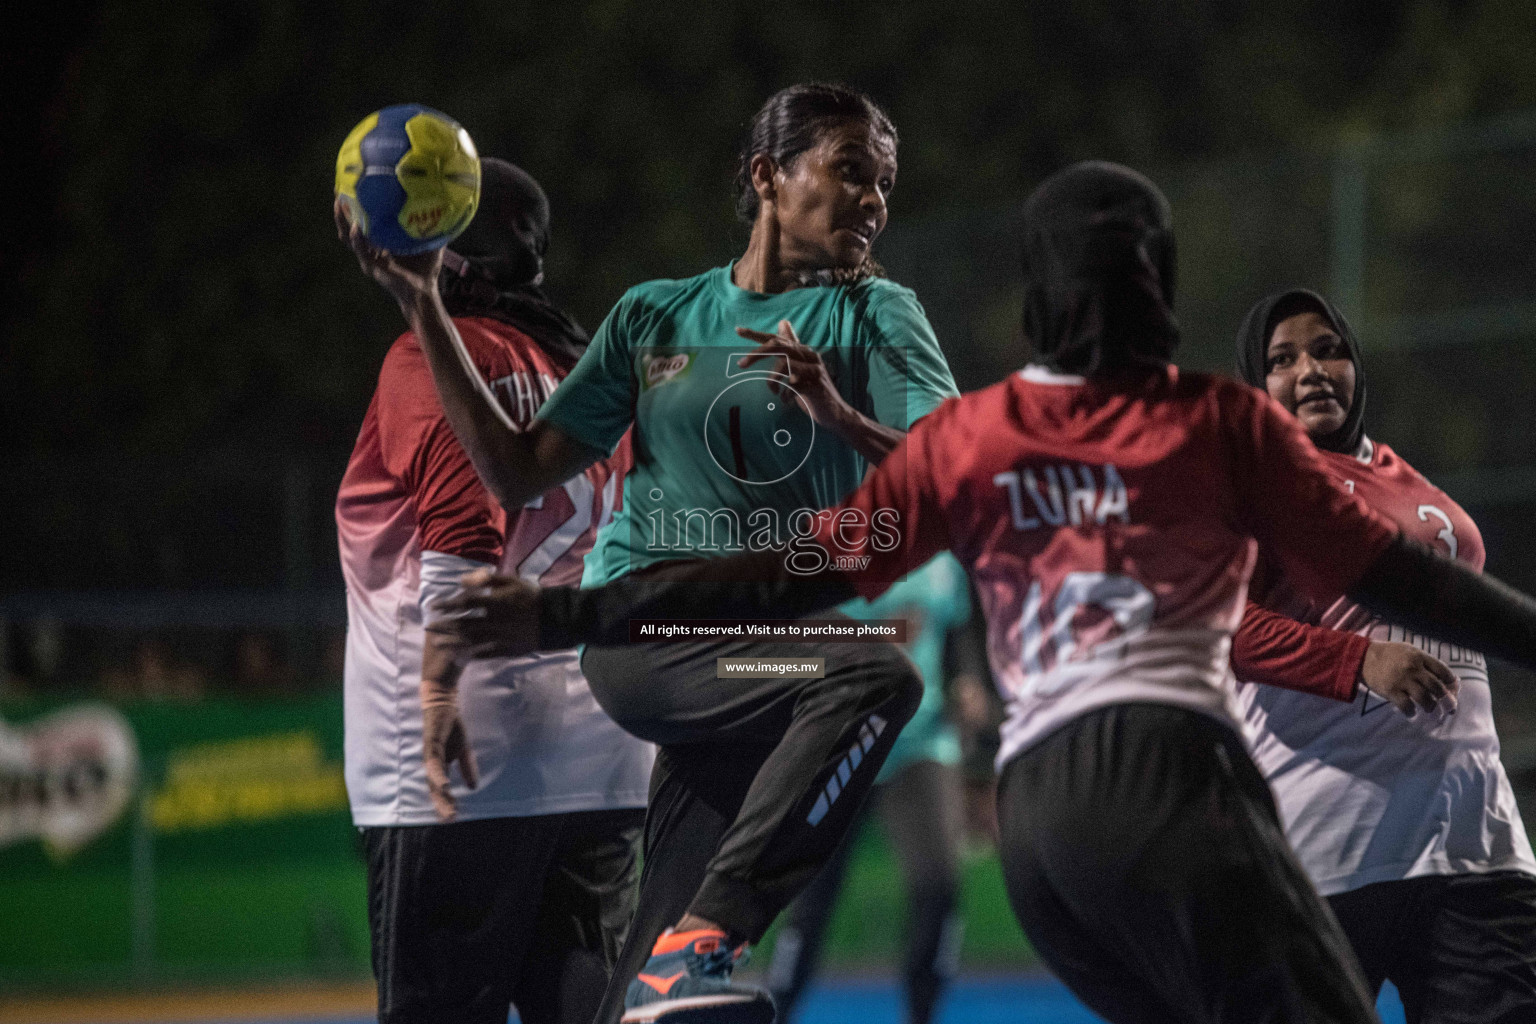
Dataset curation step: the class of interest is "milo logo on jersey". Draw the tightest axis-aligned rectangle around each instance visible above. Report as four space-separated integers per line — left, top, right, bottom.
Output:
639 351 695 391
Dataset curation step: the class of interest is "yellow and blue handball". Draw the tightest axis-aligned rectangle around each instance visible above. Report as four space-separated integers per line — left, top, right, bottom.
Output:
335 104 481 255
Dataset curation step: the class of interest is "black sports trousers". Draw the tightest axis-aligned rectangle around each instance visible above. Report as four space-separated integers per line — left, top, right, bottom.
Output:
998 702 1381 1024
363 808 643 1024
580 617 922 1024
1328 870 1536 1024
766 757 965 1024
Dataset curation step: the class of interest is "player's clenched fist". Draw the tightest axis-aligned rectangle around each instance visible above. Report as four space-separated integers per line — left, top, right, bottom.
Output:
1360 641 1459 717
430 568 543 659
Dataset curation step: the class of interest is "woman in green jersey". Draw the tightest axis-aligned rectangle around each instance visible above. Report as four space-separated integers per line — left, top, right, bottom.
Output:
341 83 957 1024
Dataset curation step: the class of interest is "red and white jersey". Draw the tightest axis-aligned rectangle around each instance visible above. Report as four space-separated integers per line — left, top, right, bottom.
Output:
813 364 1397 768
336 316 653 827
1237 437 1536 894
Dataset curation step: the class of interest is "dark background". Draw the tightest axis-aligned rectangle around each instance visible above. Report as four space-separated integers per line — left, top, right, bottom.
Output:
5 0 1536 597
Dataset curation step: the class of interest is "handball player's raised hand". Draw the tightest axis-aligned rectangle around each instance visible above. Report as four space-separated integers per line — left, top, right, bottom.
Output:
429 568 542 659
736 319 850 427
334 196 443 315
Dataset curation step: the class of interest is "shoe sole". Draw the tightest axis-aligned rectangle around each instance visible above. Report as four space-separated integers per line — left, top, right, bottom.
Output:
620 993 775 1024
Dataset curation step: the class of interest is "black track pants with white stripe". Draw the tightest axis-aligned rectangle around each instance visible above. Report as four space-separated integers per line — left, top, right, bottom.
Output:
580 620 922 1024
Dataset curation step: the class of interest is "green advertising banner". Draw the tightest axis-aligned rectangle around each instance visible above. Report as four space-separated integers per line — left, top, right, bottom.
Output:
0 696 369 992
0 696 1030 995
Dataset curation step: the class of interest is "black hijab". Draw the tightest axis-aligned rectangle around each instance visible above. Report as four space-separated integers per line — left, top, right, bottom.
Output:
440 157 589 365
1234 289 1367 455
1019 161 1180 377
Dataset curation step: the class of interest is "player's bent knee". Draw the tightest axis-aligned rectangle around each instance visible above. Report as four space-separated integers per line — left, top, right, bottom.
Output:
816 645 921 727
846 645 922 714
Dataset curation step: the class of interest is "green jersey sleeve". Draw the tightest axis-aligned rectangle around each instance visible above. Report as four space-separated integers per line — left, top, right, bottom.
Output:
863 287 959 430
535 294 638 456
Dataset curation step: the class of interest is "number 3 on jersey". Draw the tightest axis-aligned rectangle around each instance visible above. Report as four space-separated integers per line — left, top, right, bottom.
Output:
1417 504 1457 559
1020 572 1155 697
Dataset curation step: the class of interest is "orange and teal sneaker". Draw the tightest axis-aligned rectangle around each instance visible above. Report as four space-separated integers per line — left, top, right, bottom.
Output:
620 928 775 1024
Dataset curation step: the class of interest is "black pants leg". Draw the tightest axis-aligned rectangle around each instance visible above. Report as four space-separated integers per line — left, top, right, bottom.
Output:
514 810 648 1024
996 703 1380 1024
591 743 774 1024
581 629 922 941
581 628 921 1022
1329 872 1536 1024
763 791 869 1021
364 809 643 1024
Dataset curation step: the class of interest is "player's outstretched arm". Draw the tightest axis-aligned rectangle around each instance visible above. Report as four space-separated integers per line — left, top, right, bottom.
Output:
1232 600 1368 702
434 402 951 659
1232 600 1458 717
336 198 599 509
432 554 859 659
1350 535 1536 673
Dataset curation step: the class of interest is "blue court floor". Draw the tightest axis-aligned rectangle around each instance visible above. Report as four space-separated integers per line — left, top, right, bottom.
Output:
191 976 1405 1024
788 977 1406 1024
